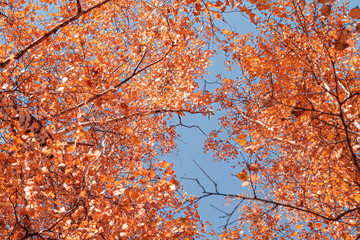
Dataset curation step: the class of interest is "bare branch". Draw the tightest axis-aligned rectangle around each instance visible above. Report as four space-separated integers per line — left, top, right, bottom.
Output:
56 108 211 135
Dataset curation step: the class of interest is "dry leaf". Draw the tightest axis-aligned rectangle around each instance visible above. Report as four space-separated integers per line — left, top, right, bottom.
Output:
334 41 349 51
349 6 360 19
356 23 360 33
336 28 350 43
236 169 248 181
320 5 331 16
291 107 305 118
249 163 259 172
260 93 273 107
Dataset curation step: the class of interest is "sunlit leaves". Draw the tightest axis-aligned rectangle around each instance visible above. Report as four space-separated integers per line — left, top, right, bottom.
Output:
207 0 360 238
349 6 360 19
0 0 213 238
234 134 246 146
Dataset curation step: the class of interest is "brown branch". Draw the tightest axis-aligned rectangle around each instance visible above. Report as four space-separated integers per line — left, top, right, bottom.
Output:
56 108 211 135
0 0 112 69
187 162 360 227
76 0 82 14
192 179 360 224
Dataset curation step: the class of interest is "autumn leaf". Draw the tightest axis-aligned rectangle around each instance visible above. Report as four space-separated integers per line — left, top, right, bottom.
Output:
234 134 246 146
67 144 76 153
242 181 250 187
249 163 259 172
236 169 248 181
349 6 360 19
250 174 260 182
149 169 156 178
320 5 331 17
125 127 134 134
161 161 171 168
356 23 360 33
128 191 140 201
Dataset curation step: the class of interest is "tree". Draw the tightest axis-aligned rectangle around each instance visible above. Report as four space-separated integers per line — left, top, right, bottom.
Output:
0 0 214 238
202 0 360 238
2 0 360 238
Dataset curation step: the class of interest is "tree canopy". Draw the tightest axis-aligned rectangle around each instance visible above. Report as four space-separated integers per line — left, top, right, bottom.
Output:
1 0 360 239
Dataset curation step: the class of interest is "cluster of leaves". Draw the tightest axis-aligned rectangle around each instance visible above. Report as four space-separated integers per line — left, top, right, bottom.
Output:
204 0 360 238
2 0 360 238
0 0 215 238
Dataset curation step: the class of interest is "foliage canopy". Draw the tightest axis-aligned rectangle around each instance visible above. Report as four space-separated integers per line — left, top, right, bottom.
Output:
1 0 360 239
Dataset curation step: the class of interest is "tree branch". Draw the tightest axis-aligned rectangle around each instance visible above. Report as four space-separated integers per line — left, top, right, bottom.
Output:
56 108 211 135
0 0 113 69
55 48 172 117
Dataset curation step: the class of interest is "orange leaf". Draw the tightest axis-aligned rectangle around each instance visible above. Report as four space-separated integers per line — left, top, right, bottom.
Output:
161 161 171 168
149 169 156 178
214 0 223 8
249 163 259 172
129 191 140 201
195 3 202 12
125 127 133 134
250 174 260 182
236 169 248 181
67 144 76 154
80 190 86 197
296 224 303 229
234 134 246 146
133 171 140 178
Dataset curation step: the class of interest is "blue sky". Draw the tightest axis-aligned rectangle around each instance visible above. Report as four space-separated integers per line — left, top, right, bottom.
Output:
165 10 256 236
